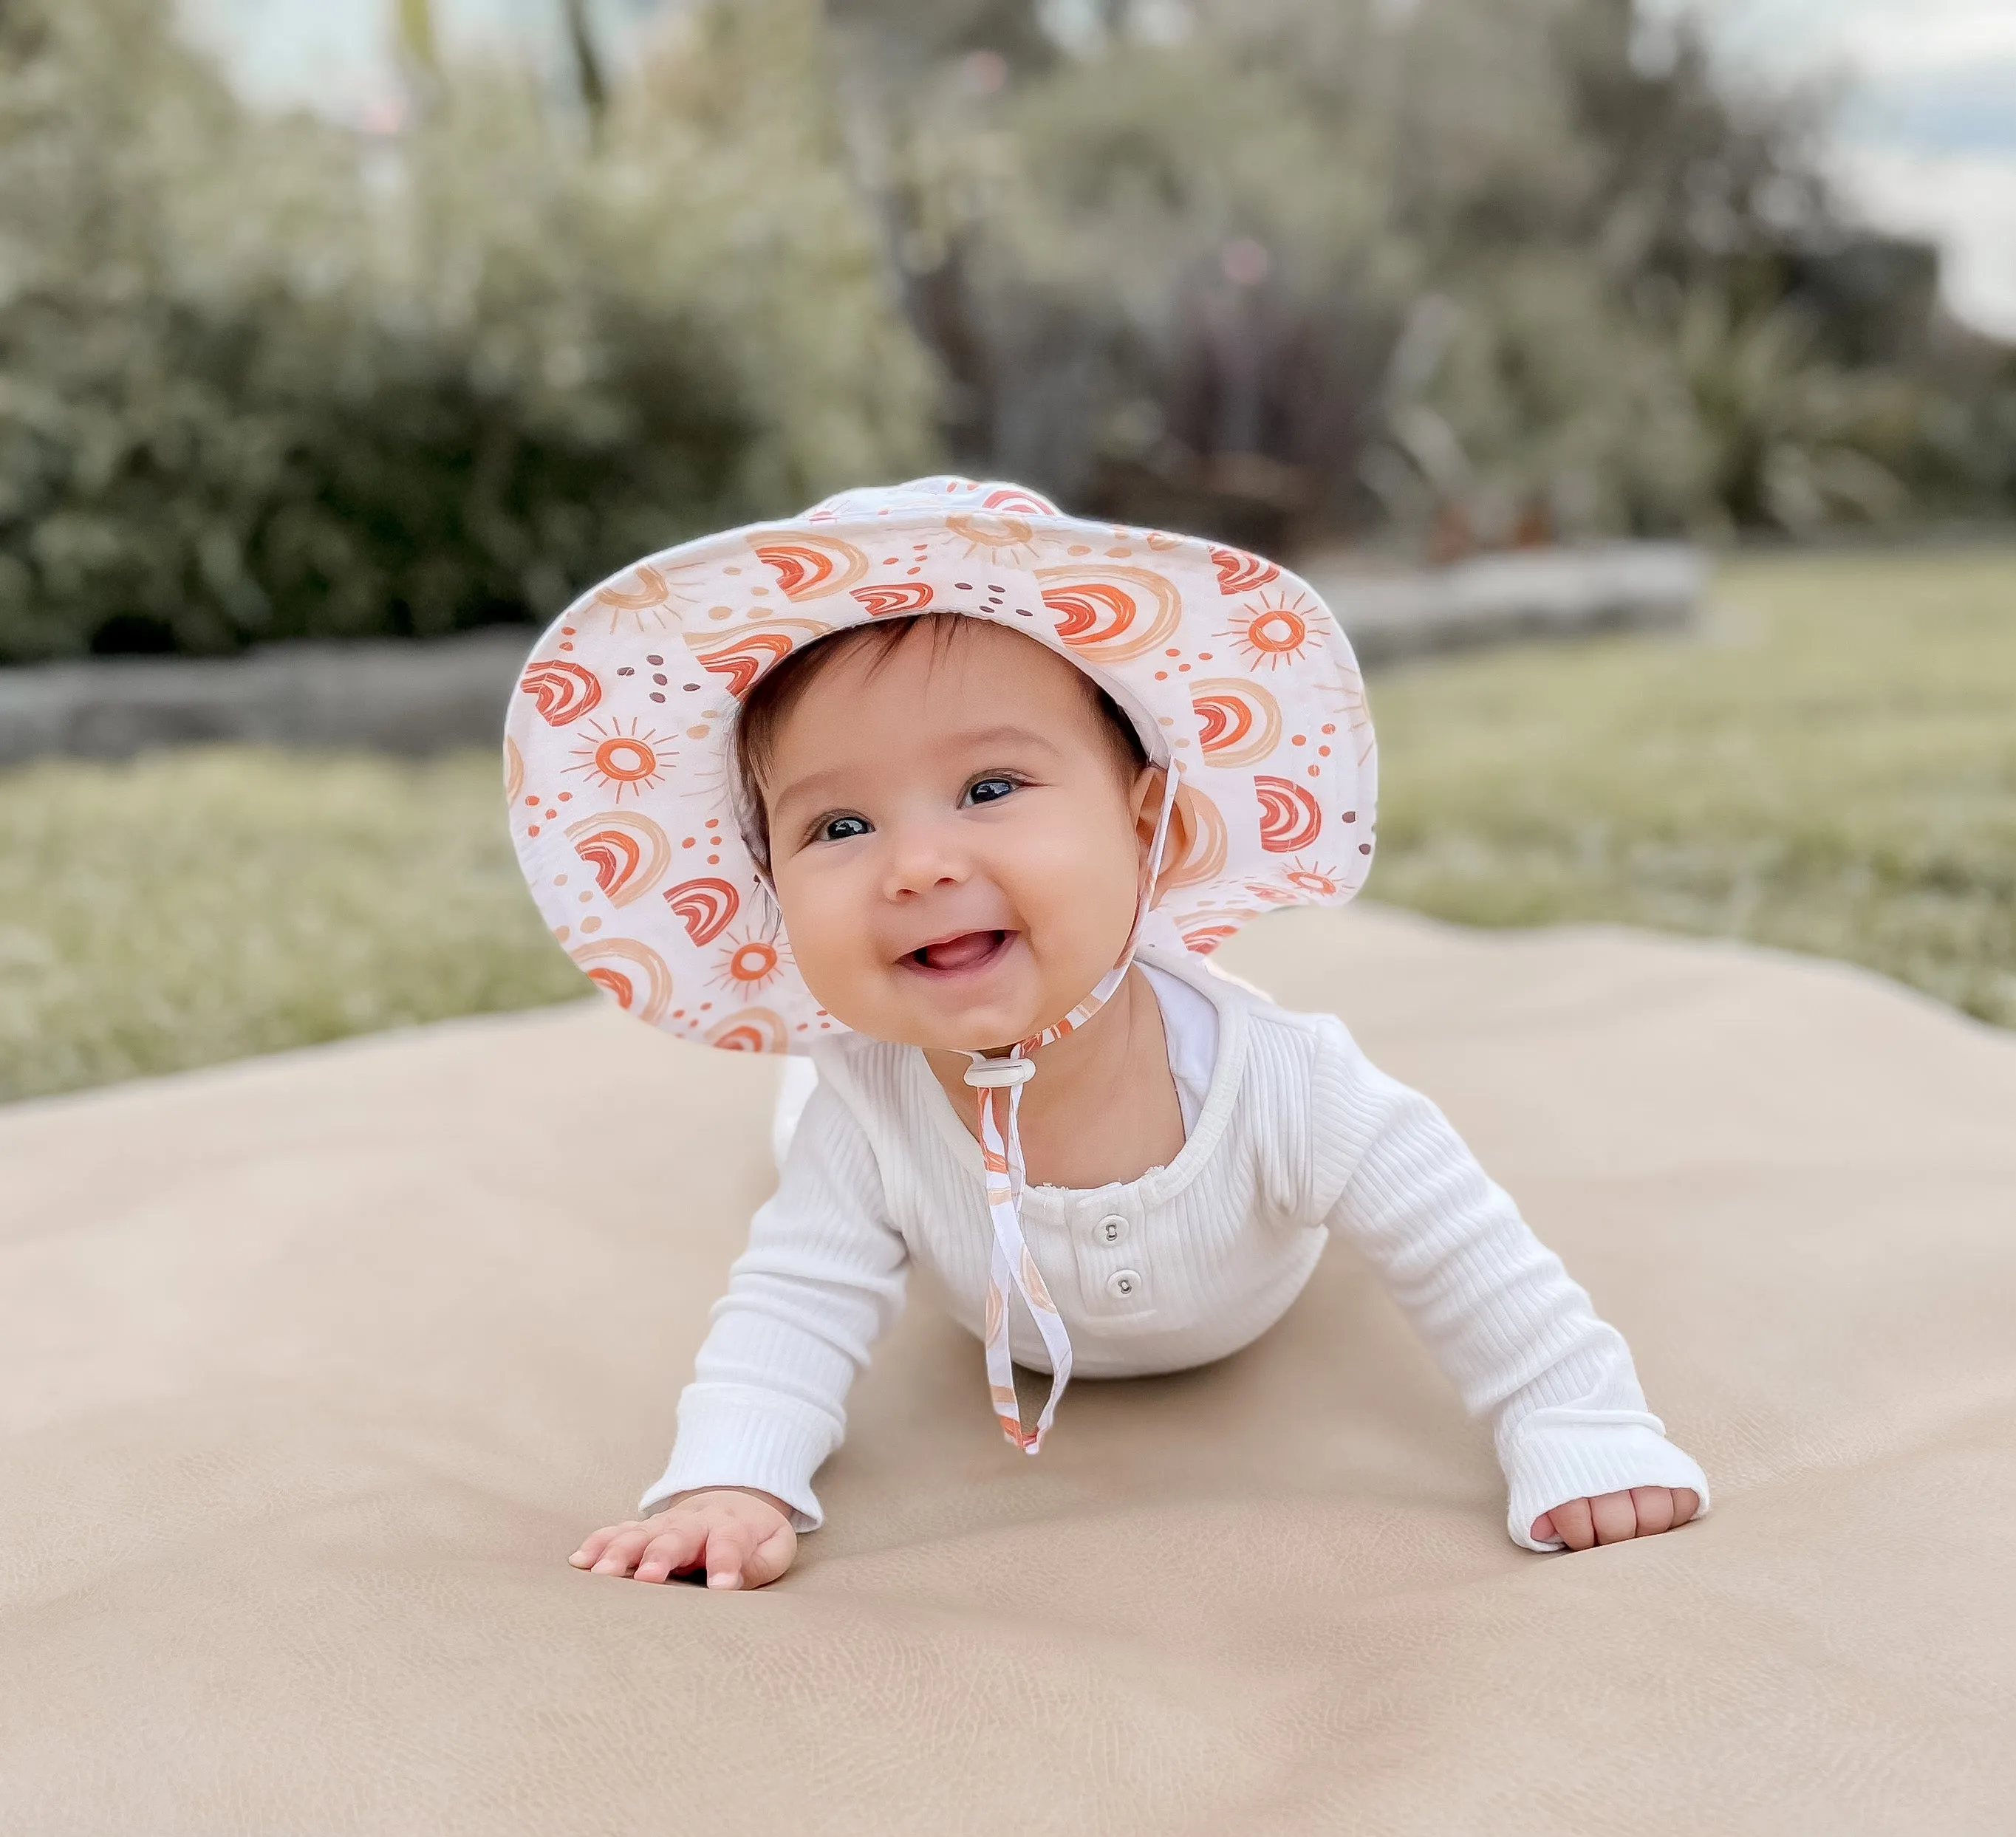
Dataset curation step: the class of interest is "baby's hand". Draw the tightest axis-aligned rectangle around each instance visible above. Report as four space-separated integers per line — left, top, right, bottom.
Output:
1532 1486 1698 1550
569 1488 797 1590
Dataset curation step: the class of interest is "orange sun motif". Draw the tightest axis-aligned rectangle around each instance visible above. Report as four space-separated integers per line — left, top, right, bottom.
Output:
1279 858 1347 900
711 928 792 996
946 511 1042 567
564 718 672 801
1325 668 1376 762
1220 590 1325 671
586 561 702 633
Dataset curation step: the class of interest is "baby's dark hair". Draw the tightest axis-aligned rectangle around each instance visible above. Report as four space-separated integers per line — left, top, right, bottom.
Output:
732 613 1149 869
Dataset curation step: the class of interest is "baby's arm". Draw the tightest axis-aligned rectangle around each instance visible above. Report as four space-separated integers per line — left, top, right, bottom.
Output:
575 1070 907 1588
1316 1029 1709 1551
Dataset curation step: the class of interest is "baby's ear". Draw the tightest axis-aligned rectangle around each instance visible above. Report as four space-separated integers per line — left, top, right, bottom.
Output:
1130 764 1165 838
1133 767 1183 892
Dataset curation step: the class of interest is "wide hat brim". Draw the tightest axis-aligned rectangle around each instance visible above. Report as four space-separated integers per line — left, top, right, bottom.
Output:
505 476 1376 1055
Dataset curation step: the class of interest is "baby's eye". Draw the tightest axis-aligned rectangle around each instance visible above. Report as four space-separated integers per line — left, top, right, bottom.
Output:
964 776 1020 807
817 813 872 843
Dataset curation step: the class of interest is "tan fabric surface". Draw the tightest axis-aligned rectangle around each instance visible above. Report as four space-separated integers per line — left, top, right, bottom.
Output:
4 906 2013 1834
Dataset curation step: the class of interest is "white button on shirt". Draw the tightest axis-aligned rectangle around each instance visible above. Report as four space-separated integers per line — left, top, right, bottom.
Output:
646 947 1711 1554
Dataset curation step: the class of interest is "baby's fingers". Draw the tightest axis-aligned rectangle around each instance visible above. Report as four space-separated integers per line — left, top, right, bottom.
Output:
702 1519 760 1590
1542 1496 1596 1550
633 1522 708 1585
586 1524 659 1578
570 1521 640 1570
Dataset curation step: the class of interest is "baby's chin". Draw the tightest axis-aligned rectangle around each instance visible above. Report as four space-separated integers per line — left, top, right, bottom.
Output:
809 955 1093 1053
835 990 1053 1055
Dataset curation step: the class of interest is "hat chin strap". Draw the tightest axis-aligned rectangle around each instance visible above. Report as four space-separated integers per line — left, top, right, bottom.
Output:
960 760 1182 1453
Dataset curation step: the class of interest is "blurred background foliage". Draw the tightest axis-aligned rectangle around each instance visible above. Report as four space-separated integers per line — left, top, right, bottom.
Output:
0 0 934 663
1 0 2012 664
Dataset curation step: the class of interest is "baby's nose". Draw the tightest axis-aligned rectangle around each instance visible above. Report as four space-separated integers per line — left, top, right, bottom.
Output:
881 822 971 899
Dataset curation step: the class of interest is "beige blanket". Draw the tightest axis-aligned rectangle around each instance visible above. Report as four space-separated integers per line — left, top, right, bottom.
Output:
4 906 2013 1833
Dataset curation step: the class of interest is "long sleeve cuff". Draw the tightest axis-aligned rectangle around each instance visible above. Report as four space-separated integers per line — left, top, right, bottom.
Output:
638 1389 838 1533
1501 1409 1712 1552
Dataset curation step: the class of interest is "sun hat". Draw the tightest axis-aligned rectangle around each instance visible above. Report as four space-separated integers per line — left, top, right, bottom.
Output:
505 475 1376 1449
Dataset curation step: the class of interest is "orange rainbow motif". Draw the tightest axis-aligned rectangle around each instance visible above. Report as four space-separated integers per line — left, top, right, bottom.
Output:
1182 922 1240 956
851 581 934 618
753 535 869 601
694 629 797 699
705 1008 789 1054
570 937 673 1024
1255 776 1323 852
1036 566 1183 663
565 811 671 906
983 487 1059 515
1211 544 1282 595
1189 677 1282 768
662 876 739 945
519 660 601 726
503 736 524 804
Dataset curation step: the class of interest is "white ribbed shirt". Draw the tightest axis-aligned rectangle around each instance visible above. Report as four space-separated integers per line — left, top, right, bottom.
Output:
645 947 1710 1551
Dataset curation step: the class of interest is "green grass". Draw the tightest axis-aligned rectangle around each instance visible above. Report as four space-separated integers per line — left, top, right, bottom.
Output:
1368 546 2016 1030
1 546 2012 1104
0 750 584 1103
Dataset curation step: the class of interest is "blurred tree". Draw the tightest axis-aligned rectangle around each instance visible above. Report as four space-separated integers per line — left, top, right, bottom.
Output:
558 0 609 126
827 0 1980 549
0 0 935 662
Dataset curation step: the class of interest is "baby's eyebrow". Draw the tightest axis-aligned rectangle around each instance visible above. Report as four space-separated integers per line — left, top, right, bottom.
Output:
934 724 1065 759
768 725 1065 817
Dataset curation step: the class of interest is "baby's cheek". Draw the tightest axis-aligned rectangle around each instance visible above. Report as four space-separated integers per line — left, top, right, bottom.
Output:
779 909 894 1036
1016 845 1139 969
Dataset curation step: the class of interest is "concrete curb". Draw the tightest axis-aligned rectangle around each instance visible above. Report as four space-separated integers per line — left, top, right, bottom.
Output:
1308 542 1706 666
0 629 536 768
0 545 1706 766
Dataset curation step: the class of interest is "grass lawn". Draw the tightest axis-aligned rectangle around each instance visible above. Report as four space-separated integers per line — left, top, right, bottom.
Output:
1369 545 2016 1031
1 545 2012 1103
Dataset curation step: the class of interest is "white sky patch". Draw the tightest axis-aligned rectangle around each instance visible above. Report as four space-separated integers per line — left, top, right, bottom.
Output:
1836 147 2016 339
176 0 616 123
1646 0 2016 340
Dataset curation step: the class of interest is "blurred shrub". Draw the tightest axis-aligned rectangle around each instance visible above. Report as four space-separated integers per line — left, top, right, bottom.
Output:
0 0 936 663
830 0 1993 550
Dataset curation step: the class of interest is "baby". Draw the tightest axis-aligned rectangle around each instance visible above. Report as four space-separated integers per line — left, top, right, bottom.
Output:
505 478 1708 1592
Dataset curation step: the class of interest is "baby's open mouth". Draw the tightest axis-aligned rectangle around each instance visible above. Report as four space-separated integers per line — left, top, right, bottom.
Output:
903 929 1012 976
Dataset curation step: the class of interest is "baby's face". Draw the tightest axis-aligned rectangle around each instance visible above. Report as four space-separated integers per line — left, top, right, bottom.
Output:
761 621 1158 1053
